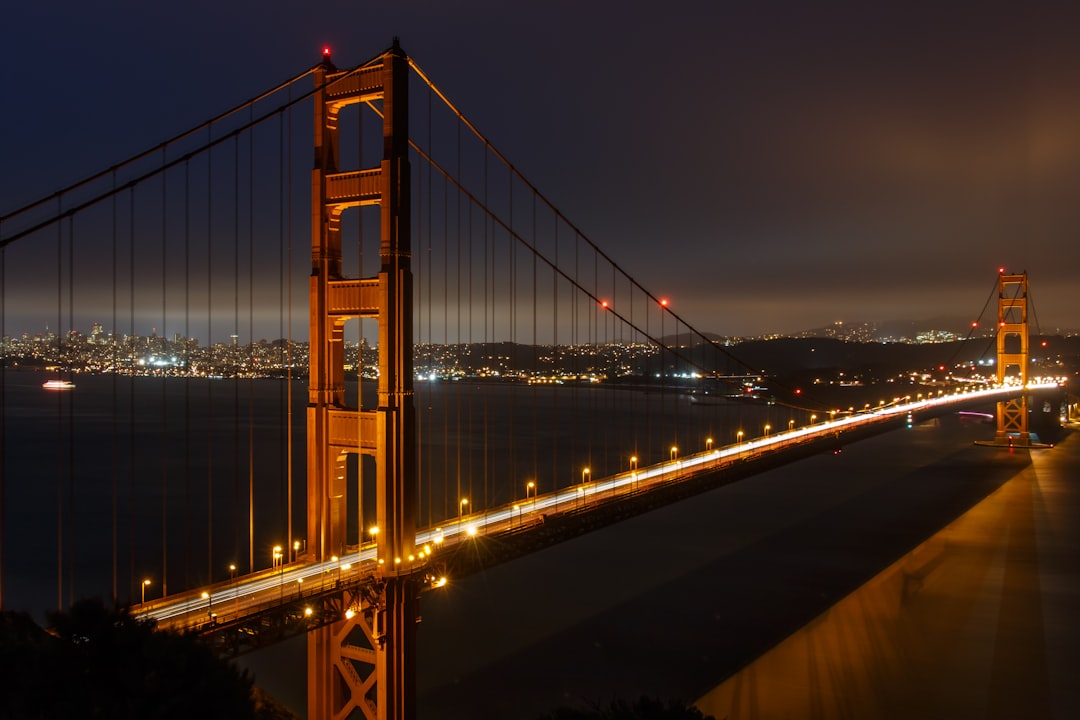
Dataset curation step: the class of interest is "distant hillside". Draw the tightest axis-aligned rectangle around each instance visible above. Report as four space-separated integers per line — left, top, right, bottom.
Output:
727 335 1079 376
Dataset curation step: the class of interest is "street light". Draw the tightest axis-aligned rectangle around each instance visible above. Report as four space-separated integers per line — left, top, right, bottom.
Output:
293 539 301 562
737 430 744 445
670 446 678 461
273 545 283 600
788 419 795 431
526 481 536 508
811 414 817 424
582 467 590 484
141 578 151 605
459 498 469 527
706 437 713 451
201 590 212 620
229 563 238 616
764 424 771 437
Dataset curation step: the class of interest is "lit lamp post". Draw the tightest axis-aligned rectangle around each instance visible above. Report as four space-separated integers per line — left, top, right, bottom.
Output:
229 563 238 616
272 545 283 600
737 430 744 446
459 498 469 528
670 446 678 462
706 437 713 452
141 578 151 605
201 590 213 622
764 424 771 438
788 419 795 431
293 539 301 562
368 526 380 568
810 414 817 425
526 481 536 511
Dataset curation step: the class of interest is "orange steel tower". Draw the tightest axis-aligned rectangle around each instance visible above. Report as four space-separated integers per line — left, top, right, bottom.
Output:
993 272 1030 446
307 40 420 720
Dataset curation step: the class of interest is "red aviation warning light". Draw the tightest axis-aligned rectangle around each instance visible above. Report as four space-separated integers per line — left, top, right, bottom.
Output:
659 298 669 308
998 266 1006 274
600 300 609 309
320 46 337 71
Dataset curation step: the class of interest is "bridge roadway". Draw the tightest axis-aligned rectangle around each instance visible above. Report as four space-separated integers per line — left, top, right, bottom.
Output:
140 382 1058 640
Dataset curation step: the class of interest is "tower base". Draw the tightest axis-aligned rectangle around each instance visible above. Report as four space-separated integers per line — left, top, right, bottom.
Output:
974 433 1052 449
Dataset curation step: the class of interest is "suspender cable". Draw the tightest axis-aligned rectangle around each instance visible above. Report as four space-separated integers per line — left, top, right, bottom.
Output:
184 160 192 589
531 194 538 503
454 122 463 527
441 133 449 528
278 101 287 559
505 166 514 513
233 135 241 578
128 187 136 602
66 214 76 606
55 201 64 611
552 217 559 502
206 127 215 586
285 91 294 571
160 150 169 599
247 107 255 574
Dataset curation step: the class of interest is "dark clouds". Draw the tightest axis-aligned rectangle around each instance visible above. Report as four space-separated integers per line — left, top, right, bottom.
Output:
2 0 1078 336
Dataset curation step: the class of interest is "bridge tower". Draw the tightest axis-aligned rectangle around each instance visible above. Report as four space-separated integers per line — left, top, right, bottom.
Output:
993 272 1031 446
307 41 419 720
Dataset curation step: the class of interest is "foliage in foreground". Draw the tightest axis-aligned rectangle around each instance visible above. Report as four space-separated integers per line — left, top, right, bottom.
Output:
537 695 715 720
0 597 287 720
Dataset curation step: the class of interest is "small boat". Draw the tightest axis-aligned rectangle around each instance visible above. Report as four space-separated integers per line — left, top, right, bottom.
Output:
42 379 76 391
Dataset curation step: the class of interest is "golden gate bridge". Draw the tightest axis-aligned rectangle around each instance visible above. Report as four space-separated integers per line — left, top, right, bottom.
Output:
0 40 1062 720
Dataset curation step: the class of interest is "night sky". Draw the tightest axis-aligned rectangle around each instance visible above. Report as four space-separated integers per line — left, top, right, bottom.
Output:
2 1 1078 337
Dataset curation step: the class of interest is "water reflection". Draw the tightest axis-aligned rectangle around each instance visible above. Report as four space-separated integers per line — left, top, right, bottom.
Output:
695 440 1065 720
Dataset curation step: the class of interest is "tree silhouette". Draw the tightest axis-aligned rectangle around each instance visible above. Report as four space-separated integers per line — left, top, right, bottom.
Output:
0 598 260 720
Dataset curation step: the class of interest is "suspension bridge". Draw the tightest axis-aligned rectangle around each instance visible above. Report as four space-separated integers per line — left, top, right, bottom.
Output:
0 40 1064 719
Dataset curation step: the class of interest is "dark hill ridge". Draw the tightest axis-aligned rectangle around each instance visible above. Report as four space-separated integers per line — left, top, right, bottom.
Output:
729 336 987 375
711 335 1079 376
